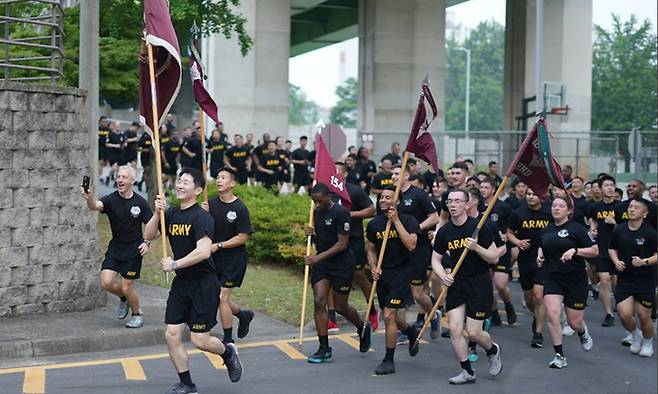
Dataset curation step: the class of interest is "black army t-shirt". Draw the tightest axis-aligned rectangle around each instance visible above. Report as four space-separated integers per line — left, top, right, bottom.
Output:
208 197 253 253
589 200 620 256
367 213 420 270
508 204 552 260
540 220 594 274
225 145 251 171
314 203 352 265
609 222 657 288
614 198 657 229
434 216 495 277
345 182 373 239
480 199 512 233
372 172 394 191
398 185 437 243
101 191 153 258
165 204 215 280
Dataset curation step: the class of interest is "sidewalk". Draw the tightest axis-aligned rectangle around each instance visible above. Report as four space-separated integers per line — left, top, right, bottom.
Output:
0 283 298 359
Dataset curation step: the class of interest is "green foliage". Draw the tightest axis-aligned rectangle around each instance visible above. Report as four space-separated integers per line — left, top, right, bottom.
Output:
330 77 357 128
289 83 319 125
169 184 311 266
445 20 505 132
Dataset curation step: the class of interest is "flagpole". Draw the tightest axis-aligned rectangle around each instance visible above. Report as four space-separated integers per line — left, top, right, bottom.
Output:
199 109 209 203
299 185 316 346
362 151 410 332
411 122 540 352
146 42 170 283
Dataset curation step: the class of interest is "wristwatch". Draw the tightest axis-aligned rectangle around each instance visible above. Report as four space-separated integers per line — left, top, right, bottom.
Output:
217 242 224 250
171 260 178 271
645 259 649 266
143 240 151 247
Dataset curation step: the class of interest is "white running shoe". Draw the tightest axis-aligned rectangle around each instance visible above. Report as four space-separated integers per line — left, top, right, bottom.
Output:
487 343 503 376
562 324 575 336
639 338 654 357
630 330 643 354
549 353 568 369
448 369 476 384
579 326 593 352
621 331 633 346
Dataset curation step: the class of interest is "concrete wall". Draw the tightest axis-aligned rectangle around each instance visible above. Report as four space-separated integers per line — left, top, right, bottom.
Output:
0 82 104 317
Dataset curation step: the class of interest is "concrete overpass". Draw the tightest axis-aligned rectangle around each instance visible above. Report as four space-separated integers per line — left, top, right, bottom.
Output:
204 0 593 166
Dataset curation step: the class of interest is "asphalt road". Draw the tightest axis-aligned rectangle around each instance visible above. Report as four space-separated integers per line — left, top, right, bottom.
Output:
2 280 656 394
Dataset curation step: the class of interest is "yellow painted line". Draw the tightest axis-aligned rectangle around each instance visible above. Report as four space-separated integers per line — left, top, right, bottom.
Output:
120 358 146 381
203 352 226 369
22 367 45 394
274 341 307 360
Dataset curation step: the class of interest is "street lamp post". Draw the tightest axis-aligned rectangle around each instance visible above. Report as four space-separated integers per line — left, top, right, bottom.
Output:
454 47 471 139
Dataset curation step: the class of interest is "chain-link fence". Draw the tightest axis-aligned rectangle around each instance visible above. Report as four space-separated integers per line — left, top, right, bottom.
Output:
360 130 657 183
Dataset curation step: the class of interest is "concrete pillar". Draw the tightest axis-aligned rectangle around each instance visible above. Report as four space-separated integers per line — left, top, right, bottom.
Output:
78 0 99 190
205 0 290 138
358 0 446 160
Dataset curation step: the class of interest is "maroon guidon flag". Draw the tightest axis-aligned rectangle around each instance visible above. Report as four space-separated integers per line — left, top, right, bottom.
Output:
139 0 182 140
406 75 440 174
188 22 220 126
314 121 351 209
507 116 566 201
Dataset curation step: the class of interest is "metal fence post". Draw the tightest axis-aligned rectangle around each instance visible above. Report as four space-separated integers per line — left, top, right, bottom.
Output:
575 137 580 175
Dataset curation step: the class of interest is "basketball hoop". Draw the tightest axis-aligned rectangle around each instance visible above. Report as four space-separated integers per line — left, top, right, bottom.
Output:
549 105 570 116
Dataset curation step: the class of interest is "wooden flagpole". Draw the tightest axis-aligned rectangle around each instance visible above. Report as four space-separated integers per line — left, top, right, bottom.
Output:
298 190 316 346
362 151 410 331
199 109 209 203
411 175 511 351
146 43 170 282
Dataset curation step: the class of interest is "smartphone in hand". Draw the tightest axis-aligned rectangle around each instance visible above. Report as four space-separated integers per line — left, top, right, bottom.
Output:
82 175 91 193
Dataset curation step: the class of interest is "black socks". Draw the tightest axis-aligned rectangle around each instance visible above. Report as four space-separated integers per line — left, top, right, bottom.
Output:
221 343 234 360
178 370 193 386
223 327 234 343
554 344 564 356
319 335 329 348
384 347 395 361
328 309 337 323
120 296 127 302
485 344 498 356
460 360 474 375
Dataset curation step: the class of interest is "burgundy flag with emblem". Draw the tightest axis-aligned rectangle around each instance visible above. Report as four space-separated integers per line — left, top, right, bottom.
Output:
139 0 182 140
508 116 566 201
405 75 440 174
315 131 351 210
188 22 220 126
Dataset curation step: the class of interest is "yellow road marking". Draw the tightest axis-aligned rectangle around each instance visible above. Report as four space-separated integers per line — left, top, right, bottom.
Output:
203 352 226 369
22 367 45 394
336 334 373 351
120 358 146 381
274 341 307 360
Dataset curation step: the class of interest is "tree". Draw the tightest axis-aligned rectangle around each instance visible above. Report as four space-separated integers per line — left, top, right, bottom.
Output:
289 83 319 125
330 77 357 128
591 14 657 171
445 20 505 132
62 0 253 105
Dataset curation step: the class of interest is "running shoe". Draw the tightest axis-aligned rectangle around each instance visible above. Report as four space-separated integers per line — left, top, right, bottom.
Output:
408 325 420 357
223 343 243 382
442 329 451 338
359 323 372 353
125 314 143 328
562 324 575 336
487 343 502 376
117 299 129 320
491 310 502 326
601 313 615 327
504 303 517 325
327 320 340 333
531 333 543 348
307 346 332 363
413 313 425 330
639 338 654 357
368 309 379 332
448 369 476 385
579 326 593 351
467 345 478 362
621 331 633 347
430 310 441 339
166 382 198 394
375 359 395 375
630 330 643 354
589 284 599 300
237 310 254 338
549 353 567 369
396 331 409 345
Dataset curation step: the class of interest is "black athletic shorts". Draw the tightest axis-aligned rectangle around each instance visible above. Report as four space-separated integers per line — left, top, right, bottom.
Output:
410 241 431 285
210 161 222 179
445 272 493 320
235 169 248 184
215 251 248 288
543 270 588 310
595 256 616 275
101 255 142 280
492 244 512 275
377 266 414 310
349 237 367 270
163 163 177 176
518 255 545 291
278 170 291 183
99 146 108 161
165 274 220 332
311 259 354 294
107 151 121 166
293 172 311 188
615 281 656 309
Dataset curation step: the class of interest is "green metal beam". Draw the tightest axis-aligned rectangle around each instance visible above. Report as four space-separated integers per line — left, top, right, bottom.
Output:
290 0 358 57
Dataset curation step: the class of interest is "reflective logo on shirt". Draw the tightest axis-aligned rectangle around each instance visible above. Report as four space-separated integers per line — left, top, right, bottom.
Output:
130 206 141 218
226 210 237 223
636 238 645 246
558 229 569 238
325 218 333 226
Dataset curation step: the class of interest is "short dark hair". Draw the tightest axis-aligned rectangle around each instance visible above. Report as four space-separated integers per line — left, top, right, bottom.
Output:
234 133 243 139
131 121 141 127
300 136 308 141
631 179 646 187
597 174 616 187
615 187 623 196
572 176 584 183
409 174 425 186
285 140 292 144
476 171 488 178
463 159 474 165
217 167 237 180
383 185 397 193
649 185 657 191
631 196 652 211
480 177 496 188
448 189 469 202
488 161 497 167
311 183 330 196
467 187 482 203
466 177 481 185
346 153 358 161
450 162 469 172
179 167 206 189
267 140 276 147
407 157 417 165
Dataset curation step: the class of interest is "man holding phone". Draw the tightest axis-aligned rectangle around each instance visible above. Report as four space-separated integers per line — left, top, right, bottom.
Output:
81 165 153 328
